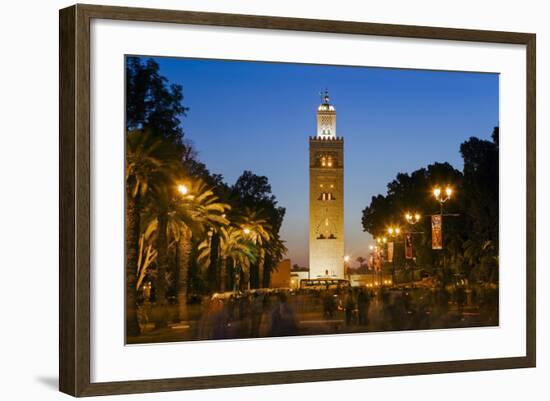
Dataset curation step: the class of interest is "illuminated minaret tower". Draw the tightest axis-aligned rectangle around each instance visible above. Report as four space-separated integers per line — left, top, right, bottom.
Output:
309 90 344 278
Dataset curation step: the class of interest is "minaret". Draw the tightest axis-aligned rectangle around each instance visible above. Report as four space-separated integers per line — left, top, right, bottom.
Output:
309 90 345 278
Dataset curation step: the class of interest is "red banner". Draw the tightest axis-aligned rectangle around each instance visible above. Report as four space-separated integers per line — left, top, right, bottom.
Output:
387 242 394 263
431 214 443 250
405 233 413 259
373 250 382 271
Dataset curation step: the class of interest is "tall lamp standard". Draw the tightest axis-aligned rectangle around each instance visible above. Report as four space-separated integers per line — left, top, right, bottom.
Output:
433 186 453 284
404 212 421 285
387 227 401 285
375 237 387 287
404 212 421 225
433 186 453 215
369 245 380 287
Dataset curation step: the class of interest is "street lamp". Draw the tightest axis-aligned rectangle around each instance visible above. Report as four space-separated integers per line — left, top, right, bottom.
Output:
433 186 453 214
375 237 388 285
433 185 455 285
177 183 196 200
177 184 189 195
376 236 387 245
387 226 401 236
404 211 421 286
372 240 386 287
387 226 402 285
405 212 421 225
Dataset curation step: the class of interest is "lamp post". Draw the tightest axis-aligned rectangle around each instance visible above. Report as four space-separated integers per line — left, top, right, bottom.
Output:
369 245 377 288
433 186 453 216
375 237 387 287
405 212 421 225
387 227 401 285
404 212 421 285
177 184 189 195
433 186 453 285
177 183 195 200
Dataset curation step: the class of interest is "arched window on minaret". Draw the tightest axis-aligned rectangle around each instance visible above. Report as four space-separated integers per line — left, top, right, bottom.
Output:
315 215 337 239
318 192 336 201
317 153 337 168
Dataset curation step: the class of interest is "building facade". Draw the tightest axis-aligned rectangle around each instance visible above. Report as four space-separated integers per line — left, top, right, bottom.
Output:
270 259 291 288
309 91 344 278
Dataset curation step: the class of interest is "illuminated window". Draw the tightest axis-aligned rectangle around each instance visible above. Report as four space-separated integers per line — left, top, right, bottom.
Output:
316 233 337 240
318 192 335 201
318 154 337 168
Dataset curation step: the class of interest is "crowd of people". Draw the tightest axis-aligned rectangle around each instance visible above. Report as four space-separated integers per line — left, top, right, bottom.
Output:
198 291 298 340
192 284 498 340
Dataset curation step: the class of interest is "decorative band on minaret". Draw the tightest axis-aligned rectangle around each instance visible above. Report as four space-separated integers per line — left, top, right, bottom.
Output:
309 90 345 278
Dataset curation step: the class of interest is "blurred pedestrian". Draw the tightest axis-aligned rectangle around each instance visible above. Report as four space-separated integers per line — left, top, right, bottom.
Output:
344 289 356 326
323 290 336 319
357 288 371 326
208 298 230 340
270 292 298 337
456 286 466 315
250 292 264 337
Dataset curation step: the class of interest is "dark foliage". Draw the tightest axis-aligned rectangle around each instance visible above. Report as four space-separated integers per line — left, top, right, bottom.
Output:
126 57 189 142
361 128 499 284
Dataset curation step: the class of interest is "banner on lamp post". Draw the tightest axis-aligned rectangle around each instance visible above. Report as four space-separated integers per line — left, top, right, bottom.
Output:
374 249 382 272
431 214 443 250
405 233 413 259
387 241 394 263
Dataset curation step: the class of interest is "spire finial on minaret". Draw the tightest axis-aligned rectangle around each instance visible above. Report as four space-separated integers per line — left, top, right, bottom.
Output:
316 88 336 138
320 88 330 105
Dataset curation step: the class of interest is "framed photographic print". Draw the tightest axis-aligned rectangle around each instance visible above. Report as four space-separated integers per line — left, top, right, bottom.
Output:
59 4 536 397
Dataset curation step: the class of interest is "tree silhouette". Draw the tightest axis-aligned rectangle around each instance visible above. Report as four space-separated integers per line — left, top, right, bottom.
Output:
126 57 188 142
361 128 499 284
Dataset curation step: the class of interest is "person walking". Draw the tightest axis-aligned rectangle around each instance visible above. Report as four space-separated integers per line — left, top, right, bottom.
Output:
249 292 264 337
208 298 230 340
344 289 357 326
357 288 371 326
270 292 298 337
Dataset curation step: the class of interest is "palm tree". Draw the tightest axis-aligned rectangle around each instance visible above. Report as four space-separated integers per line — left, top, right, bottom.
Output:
138 176 230 325
125 129 182 335
136 218 158 292
235 207 272 289
148 187 174 312
169 180 229 321
199 225 257 292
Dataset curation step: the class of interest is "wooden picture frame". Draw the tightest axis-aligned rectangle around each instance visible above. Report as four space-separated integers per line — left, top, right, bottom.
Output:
59 3 536 397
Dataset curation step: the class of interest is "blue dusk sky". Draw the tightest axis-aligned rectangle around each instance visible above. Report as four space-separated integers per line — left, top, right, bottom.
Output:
141 56 499 268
